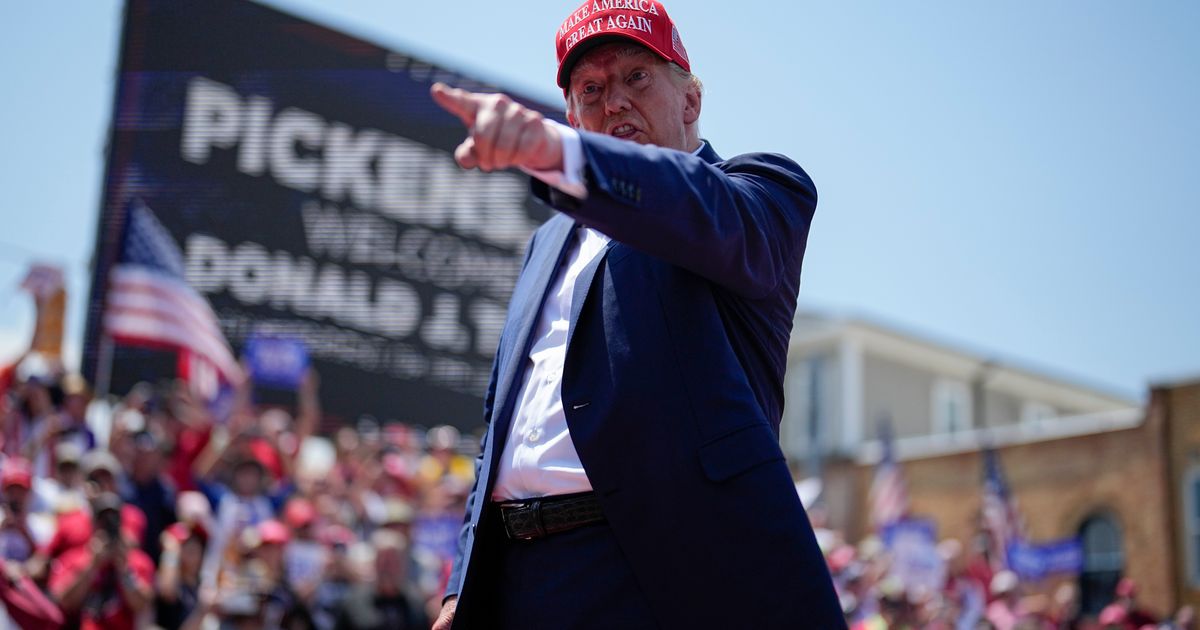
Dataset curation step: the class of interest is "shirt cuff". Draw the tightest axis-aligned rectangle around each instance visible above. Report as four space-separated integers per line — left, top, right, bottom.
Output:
520 120 588 200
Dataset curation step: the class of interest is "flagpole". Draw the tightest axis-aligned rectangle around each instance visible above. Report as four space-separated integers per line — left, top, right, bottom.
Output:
94 333 115 402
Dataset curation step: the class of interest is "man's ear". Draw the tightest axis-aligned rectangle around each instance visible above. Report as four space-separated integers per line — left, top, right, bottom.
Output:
565 94 579 128
682 83 701 125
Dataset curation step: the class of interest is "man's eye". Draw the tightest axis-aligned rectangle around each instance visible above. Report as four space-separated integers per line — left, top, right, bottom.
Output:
629 71 647 83
582 84 599 95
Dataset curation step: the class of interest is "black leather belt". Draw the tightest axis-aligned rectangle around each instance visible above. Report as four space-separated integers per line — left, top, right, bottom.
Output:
495 492 605 541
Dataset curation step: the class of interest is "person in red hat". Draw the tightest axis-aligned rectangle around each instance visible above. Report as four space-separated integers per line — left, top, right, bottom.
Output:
430 1 841 628
0 458 43 562
1113 578 1158 628
155 518 209 629
49 493 155 630
281 496 327 605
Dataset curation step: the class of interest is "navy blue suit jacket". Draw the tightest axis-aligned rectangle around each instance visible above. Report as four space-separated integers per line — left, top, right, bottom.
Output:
449 132 844 628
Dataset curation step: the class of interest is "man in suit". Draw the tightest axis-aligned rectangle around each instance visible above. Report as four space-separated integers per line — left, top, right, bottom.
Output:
430 1 844 628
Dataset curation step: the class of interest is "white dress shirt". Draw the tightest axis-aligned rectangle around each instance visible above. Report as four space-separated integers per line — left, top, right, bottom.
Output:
491 123 702 501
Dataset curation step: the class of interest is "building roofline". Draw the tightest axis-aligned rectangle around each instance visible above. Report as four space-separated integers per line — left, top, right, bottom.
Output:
792 305 1140 405
1148 373 1200 390
855 406 1143 465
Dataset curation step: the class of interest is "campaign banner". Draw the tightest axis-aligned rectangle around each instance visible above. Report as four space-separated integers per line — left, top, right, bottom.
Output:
83 0 564 428
1007 538 1084 581
882 518 945 595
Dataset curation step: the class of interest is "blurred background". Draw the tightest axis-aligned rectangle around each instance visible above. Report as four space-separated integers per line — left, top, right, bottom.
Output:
0 1 1197 628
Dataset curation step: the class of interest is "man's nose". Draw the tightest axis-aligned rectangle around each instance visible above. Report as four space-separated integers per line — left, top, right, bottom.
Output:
603 85 632 115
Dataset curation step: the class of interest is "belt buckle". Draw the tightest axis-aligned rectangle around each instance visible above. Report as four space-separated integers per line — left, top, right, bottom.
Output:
501 499 544 541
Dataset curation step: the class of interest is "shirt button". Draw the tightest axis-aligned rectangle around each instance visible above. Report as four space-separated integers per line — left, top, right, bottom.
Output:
528 428 543 443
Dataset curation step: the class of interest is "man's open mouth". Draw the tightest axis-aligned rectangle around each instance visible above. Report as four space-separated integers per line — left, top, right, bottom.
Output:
609 124 639 139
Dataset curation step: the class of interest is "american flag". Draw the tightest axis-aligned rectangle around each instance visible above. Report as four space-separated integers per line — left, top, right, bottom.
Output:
103 201 242 394
869 417 909 531
980 446 1023 570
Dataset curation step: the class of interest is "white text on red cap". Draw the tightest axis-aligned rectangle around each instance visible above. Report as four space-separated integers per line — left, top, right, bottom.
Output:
559 1 662 47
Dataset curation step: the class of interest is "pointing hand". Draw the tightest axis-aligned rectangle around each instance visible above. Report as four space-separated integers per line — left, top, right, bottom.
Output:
431 82 564 173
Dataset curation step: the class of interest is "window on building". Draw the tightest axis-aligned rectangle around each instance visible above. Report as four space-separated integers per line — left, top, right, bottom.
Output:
782 356 828 463
1078 512 1124 615
932 378 972 435
1021 401 1056 425
1186 466 1200 587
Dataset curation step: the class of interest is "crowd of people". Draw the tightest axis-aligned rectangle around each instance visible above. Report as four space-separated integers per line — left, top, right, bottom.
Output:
0 355 474 629
0 352 1197 630
809 508 1195 630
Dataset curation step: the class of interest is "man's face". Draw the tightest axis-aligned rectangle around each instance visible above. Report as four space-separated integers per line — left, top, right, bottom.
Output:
4 486 28 513
375 547 405 595
64 394 88 420
233 464 263 497
256 541 284 570
180 536 205 574
566 42 699 152
131 448 161 483
88 469 118 494
56 462 81 487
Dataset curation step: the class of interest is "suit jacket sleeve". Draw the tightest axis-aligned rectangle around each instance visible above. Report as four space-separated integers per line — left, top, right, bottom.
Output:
532 131 817 300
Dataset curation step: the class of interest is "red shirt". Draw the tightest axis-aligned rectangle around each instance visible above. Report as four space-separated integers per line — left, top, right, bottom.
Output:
167 425 212 492
49 546 154 630
41 505 148 559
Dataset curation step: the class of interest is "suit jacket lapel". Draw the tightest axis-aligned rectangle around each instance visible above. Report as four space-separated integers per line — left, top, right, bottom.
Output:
565 238 616 351
489 144 718 479
488 214 575 461
561 141 719 351
562 144 718 364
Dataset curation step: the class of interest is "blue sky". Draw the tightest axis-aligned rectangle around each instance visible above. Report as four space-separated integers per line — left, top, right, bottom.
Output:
0 1 1196 399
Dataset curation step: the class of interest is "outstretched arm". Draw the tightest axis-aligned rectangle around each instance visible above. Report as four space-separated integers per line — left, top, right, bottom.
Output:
541 132 816 299
431 83 815 300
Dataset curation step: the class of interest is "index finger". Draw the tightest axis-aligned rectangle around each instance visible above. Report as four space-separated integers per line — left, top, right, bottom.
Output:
431 82 478 126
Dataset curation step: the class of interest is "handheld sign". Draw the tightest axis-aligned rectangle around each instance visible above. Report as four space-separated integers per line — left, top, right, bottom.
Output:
244 334 309 390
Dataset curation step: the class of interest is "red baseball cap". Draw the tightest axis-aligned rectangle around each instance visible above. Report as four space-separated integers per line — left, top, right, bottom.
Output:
121 504 147 545
283 497 317 529
382 453 409 480
165 521 209 544
1115 576 1137 597
321 524 355 547
556 0 690 89
1098 604 1128 626
259 520 291 546
1 458 32 490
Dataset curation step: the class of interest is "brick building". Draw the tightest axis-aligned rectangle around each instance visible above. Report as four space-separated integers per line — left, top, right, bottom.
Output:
817 380 1198 618
784 312 1199 616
